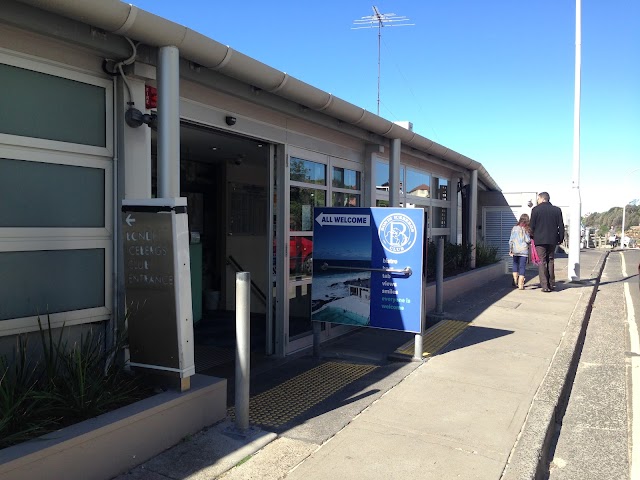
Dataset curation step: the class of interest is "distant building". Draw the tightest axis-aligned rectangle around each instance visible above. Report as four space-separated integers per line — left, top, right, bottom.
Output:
393 121 414 132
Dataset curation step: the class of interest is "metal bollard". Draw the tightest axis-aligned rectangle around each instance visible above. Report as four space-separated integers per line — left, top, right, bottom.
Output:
413 332 423 361
235 272 250 431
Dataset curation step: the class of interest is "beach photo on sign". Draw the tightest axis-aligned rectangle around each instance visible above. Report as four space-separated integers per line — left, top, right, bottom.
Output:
312 218 372 327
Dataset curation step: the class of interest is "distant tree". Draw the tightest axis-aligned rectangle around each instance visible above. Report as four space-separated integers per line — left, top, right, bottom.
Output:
583 205 640 235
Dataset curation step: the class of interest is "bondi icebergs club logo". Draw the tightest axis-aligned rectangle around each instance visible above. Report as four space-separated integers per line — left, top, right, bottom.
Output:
378 213 418 254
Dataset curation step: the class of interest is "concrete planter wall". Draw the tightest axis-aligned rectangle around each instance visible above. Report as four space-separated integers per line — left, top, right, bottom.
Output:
0 374 227 480
425 260 506 308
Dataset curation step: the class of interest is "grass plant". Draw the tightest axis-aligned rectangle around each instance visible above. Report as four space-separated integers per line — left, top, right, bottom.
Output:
0 317 150 449
424 241 499 282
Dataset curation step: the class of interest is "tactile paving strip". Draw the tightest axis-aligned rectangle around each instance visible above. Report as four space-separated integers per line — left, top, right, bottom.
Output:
228 361 377 428
396 320 469 357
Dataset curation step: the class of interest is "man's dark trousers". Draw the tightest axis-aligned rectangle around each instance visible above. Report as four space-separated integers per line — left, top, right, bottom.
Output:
535 244 556 290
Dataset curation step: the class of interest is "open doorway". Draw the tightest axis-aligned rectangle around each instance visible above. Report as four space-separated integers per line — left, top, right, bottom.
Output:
151 122 273 375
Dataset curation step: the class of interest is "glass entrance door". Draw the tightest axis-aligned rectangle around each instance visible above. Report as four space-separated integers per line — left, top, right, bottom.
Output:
284 151 364 353
287 156 327 351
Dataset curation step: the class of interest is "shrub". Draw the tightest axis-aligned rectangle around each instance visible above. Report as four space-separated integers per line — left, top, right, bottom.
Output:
0 317 151 449
475 243 500 267
425 241 499 281
0 338 56 448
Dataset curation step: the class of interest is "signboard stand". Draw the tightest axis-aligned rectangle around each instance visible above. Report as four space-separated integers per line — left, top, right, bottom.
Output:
312 207 425 336
312 321 321 358
122 198 195 391
413 208 430 361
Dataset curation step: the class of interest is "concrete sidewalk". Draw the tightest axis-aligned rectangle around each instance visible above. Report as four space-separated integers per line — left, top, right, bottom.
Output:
115 250 607 480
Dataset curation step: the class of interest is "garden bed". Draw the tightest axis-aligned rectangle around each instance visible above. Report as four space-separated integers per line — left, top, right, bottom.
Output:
425 259 506 307
0 374 226 480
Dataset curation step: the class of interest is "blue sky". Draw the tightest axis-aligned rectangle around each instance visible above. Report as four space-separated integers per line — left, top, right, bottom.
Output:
132 0 639 215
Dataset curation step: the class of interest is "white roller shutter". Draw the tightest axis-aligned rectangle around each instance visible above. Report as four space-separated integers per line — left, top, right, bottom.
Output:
483 207 518 259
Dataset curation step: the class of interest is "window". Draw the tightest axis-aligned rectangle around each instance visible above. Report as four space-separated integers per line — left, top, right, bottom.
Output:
0 54 112 335
332 192 360 207
332 166 360 207
0 63 106 147
290 157 326 184
332 167 360 190
0 159 105 227
285 149 363 349
374 160 404 194
290 187 326 232
434 177 449 200
433 207 449 228
406 168 431 199
0 249 105 321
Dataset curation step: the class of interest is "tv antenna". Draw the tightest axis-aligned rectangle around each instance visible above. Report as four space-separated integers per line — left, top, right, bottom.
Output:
352 6 414 116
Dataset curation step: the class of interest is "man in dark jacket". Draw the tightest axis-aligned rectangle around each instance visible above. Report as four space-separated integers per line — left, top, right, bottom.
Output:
530 192 565 292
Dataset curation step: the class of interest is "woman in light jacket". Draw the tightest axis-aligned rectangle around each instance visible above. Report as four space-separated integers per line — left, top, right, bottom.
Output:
509 214 531 290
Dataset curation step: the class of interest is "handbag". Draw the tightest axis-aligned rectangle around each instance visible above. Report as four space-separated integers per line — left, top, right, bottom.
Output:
530 239 541 265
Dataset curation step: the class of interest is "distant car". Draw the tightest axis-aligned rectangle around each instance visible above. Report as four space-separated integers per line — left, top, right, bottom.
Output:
290 237 313 274
273 237 313 275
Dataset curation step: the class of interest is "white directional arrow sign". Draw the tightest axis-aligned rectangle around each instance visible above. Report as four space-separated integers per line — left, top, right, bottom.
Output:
125 214 136 227
315 212 370 227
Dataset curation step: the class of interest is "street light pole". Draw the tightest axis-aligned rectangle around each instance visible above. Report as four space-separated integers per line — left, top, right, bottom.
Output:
568 0 582 282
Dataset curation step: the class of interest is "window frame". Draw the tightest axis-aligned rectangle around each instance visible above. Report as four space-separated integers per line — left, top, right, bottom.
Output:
0 51 113 336
0 145 113 238
330 157 362 207
374 159 453 239
289 150 328 237
0 243 112 336
0 49 114 157
285 147 364 353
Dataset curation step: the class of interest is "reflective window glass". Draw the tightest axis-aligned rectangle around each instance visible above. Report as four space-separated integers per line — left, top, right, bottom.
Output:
332 167 360 190
406 169 431 198
434 178 450 200
290 157 326 185
0 249 105 321
288 283 312 339
332 193 360 207
433 207 449 228
288 235 313 279
0 63 106 147
374 161 404 193
0 158 105 227
290 187 325 232
375 161 387 190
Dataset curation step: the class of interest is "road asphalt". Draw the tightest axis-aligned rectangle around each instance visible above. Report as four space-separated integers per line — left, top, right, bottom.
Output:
114 248 627 480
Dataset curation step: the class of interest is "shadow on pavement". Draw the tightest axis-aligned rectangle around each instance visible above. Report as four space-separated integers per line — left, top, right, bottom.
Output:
437 325 514 356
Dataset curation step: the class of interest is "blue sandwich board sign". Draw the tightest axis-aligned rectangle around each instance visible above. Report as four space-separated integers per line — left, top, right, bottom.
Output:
312 207 424 333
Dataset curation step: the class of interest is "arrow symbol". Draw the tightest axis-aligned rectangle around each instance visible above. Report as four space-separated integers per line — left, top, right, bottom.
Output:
125 214 136 227
315 212 370 227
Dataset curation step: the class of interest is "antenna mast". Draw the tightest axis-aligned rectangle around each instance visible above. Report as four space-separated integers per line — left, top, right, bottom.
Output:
352 6 414 116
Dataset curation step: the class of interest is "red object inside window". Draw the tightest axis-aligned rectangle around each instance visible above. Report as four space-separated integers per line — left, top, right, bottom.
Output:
145 85 157 109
